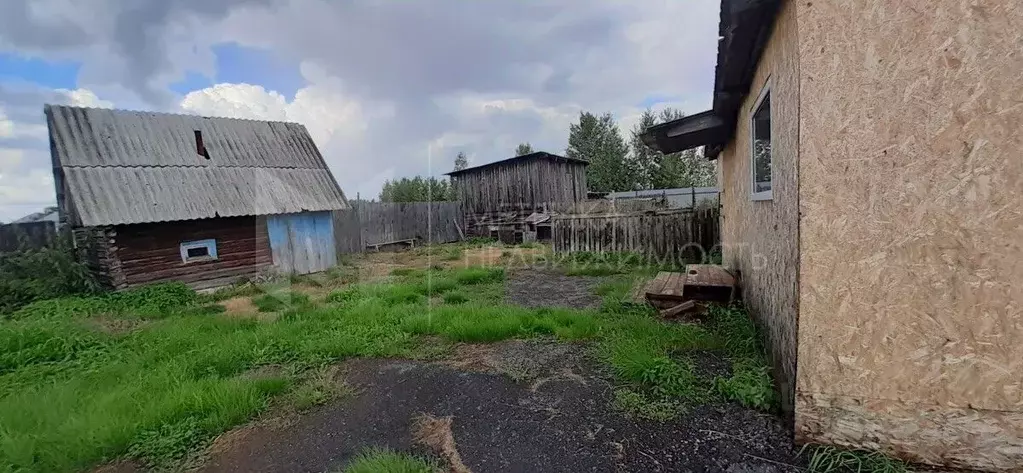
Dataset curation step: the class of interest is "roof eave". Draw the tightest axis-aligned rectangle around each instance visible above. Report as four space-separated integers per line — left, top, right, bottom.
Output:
639 110 731 159
641 0 780 161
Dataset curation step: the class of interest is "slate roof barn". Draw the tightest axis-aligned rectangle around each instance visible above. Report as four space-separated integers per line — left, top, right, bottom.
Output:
47 105 350 289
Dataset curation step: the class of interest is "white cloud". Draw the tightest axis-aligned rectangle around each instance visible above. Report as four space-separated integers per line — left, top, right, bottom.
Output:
57 88 115 108
179 62 397 200
0 167 54 222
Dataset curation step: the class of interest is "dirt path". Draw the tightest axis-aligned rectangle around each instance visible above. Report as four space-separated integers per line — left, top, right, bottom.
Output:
504 269 606 309
197 340 800 473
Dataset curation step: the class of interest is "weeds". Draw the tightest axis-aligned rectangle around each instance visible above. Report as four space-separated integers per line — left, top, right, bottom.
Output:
287 366 354 411
595 276 776 419
452 267 504 285
442 291 469 304
804 445 908 473
253 291 312 313
440 247 463 261
0 257 779 472
611 388 684 422
0 235 100 314
340 448 437 473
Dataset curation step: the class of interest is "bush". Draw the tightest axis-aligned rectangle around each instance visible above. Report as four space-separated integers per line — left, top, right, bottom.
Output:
9 282 196 320
0 240 99 314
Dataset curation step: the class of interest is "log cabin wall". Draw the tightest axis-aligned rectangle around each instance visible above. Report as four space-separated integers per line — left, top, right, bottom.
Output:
113 216 271 289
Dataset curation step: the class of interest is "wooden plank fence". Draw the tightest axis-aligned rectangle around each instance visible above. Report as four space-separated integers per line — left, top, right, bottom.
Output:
333 201 464 254
0 221 57 253
552 208 720 264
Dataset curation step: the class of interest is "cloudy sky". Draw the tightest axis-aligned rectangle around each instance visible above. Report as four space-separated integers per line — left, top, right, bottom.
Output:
0 0 719 222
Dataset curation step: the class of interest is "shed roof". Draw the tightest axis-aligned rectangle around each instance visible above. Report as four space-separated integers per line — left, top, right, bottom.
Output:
640 0 781 159
46 105 349 226
445 152 587 177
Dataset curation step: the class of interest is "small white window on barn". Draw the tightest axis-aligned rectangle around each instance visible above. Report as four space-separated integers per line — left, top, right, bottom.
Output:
180 239 217 263
750 84 772 201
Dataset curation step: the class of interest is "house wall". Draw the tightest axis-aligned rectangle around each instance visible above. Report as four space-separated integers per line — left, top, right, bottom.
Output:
453 158 588 224
717 0 801 413
114 216 272 289
795 0 1023 470
73 226 124 289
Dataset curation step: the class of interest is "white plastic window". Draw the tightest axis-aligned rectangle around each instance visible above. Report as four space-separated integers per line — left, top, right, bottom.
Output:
179 239 217 263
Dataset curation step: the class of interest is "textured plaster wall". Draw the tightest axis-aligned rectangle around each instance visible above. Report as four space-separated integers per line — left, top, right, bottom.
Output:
794 0 1023 469
718 0 801 413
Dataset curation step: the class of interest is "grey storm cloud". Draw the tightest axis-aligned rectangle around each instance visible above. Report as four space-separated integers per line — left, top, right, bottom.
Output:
0 0 720 209
0 0 276 105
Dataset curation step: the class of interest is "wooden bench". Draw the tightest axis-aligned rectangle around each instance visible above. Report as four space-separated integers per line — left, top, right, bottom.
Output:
365 238 416 252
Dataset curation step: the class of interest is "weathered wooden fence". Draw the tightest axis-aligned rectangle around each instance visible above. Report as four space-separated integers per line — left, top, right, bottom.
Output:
552 208 720 263
333 201 464 254
0 221 57 253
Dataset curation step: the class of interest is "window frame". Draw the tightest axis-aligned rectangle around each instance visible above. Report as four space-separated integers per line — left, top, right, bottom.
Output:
179 239 218 263
749 81 773 202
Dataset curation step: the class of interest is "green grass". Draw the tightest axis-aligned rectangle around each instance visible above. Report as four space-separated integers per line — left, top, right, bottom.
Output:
805 445 908 473
441 291 469 304
339 448 437 473
253 291 312 313
593 276 777 419
440 247 463 261
0 264 779 472
452 267 504 285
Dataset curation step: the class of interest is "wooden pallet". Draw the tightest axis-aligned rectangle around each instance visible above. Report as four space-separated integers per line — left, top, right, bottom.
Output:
633 266 739 311
643 271 688 309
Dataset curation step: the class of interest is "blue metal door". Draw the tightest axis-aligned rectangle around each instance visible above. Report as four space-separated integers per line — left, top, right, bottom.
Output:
267 211 336 274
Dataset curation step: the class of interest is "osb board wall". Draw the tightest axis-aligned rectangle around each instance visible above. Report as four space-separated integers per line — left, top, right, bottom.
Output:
795 0 1023 469
718 1 800 413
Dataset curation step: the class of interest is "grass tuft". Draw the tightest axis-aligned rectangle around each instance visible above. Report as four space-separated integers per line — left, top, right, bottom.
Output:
253 291 312 313
612 388 684 422
441 291 469 304
339 448 437 473
804 445 908 473
453 267 504 285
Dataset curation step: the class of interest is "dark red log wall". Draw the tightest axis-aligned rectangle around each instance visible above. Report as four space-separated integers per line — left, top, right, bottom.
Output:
114 216 271 289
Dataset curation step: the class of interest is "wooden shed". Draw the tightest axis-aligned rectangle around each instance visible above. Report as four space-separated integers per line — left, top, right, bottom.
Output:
640 0 1023 470
46 105 350 290
446 151 588 240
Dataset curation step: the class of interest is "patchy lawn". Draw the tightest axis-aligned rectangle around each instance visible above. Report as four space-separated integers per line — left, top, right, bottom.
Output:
0 243 831 472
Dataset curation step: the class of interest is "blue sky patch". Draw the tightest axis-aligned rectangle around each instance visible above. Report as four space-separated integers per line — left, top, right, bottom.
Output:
0 53 79 90
169 43 304 98
169 71 214 96
638 93 681 109
211 43 304 99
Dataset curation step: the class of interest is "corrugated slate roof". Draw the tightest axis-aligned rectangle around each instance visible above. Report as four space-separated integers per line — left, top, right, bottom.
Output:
46 105 350 226
445 151 587 176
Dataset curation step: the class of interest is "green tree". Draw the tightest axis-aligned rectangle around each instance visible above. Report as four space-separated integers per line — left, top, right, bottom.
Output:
566 111 634 192
515 142 534 156
629 109 660 189
631 108 717 189
453 152 468 171
378 176 453 202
